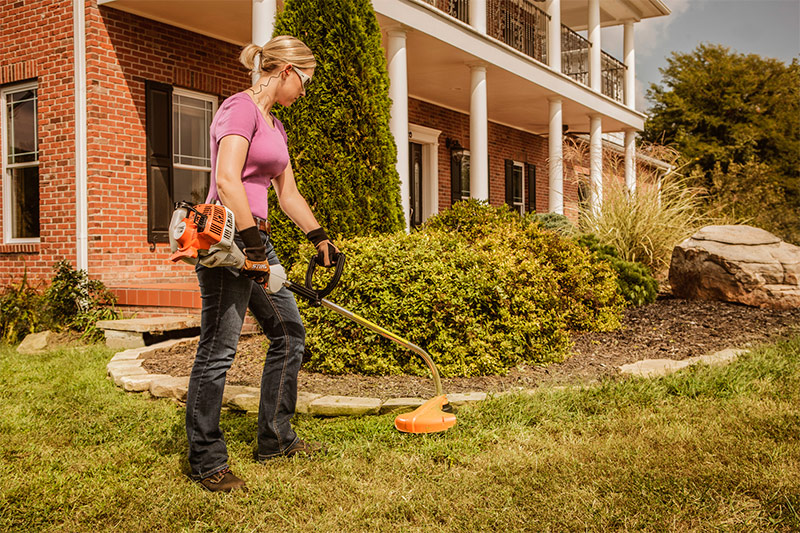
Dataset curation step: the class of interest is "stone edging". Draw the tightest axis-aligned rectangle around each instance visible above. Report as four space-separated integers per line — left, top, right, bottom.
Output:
106 337 487 416
107 337 749 417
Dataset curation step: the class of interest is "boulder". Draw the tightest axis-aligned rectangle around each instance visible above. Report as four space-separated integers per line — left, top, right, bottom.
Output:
16 330 67 354
669 225 800 309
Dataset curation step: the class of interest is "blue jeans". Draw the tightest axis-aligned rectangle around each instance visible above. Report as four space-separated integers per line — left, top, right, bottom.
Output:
186 231 305 480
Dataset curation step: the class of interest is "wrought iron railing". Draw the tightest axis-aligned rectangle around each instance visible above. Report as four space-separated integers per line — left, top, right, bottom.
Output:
421 1 627 102
421 0 469 23
561 24 589 86
601 51 625 102
487 0 549 64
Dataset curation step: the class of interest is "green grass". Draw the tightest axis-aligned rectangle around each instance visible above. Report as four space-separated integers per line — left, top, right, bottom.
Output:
1 336 799 532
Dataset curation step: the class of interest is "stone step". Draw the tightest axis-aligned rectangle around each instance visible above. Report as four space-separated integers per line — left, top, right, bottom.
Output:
97 316 201 349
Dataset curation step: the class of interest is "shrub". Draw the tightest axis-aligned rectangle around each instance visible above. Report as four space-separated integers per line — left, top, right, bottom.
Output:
294 200 623 377
530 212 576 236
0 270 44 344
269 0 404 266
44 261 120 341
576 234 659 306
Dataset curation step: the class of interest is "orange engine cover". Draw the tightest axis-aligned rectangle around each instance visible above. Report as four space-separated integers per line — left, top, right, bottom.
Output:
170 203 232 262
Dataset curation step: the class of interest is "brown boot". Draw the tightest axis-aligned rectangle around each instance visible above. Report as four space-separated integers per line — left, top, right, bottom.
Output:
283 438 325 458
257 439 326 462
198 467 248 493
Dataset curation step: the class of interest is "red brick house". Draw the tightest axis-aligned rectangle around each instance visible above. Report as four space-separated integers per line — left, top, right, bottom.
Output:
0 0 670 317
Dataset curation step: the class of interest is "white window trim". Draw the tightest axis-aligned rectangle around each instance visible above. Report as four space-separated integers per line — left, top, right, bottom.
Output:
409 123 441 222
2 81 39 244
172 87 217 174
512 160 525 214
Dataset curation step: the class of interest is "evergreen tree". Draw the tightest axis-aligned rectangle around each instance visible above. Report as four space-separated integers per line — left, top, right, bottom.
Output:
269 0 404 264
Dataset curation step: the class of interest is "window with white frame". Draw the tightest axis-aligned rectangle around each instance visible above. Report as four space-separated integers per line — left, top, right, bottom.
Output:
145 82 217 242
2 82 39 242
172 88 216 205
511 161 524 214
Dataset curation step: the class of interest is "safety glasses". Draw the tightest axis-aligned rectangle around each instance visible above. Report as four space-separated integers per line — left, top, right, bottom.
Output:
290 65 311 89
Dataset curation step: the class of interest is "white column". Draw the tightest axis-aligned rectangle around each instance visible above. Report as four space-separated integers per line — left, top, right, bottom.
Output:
589 114 603 215
588 0 601 92
548 97 563 214
252 0 277 83
469 0 486 33
624 129 636 195
624 21 635 109
73 0 88 271
545 0 561 71
387 29 411 231
469 64 489 201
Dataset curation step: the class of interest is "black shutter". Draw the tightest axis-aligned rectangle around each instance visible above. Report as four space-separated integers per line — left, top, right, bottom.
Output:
145 80 173 243
450 152 461 206
527 163 536 213
504 159 514 207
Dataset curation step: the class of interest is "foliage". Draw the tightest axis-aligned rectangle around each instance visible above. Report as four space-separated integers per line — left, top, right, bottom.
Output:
44 261 120 341
0 270 44 344
644 44 800 243
528 212 576 237
0 262 119 344
269 0 404 266
294 200 623 377
578 174 707 276
576 234 659 306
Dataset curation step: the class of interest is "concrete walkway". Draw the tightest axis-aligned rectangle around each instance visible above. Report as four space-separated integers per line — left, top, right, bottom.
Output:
106 338 750 417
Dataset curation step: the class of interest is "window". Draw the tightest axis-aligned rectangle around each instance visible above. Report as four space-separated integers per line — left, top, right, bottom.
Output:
2 82 39 243
145 82 217 243
511 161 524 214
505 159 536 214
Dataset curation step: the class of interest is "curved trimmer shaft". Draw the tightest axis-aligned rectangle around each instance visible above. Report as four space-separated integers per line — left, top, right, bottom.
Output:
317 299 443 397
266 258 443 397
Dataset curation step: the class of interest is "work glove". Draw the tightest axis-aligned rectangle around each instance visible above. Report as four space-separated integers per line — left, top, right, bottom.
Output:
239 226 270 285
306 227 340 268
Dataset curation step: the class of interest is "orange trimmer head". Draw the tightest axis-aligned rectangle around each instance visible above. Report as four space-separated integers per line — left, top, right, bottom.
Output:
395 395 457 434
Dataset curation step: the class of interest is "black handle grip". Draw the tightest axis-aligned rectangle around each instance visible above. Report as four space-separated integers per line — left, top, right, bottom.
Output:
304 252 346 301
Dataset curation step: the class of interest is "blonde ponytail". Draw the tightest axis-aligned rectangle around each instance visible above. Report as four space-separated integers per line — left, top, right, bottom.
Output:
239 35 316 74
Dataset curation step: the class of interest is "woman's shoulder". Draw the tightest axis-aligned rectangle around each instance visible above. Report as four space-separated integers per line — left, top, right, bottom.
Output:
220 91 256 112
213 92 258 139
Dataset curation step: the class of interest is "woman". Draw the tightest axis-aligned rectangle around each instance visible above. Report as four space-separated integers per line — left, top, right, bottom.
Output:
186 35 339 493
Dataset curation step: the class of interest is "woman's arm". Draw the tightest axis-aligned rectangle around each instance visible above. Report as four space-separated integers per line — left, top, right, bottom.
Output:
215 135 257 231
271 160 322 232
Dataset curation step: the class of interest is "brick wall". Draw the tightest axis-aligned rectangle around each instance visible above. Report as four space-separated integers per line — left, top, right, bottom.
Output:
0 0 77 283
85 5 247 284
408 98 556 214
0 0 249 288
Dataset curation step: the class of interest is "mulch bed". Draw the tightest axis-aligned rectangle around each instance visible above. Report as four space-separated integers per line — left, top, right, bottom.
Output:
140 292 800 400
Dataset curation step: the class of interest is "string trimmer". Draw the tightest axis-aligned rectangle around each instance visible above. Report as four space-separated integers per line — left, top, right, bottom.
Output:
168 202 456 434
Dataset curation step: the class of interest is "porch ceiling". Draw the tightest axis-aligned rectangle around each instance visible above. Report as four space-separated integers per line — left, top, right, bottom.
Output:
560 0 671 30
98 0 254 45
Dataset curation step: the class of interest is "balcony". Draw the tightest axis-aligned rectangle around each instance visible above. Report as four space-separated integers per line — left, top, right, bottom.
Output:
423 0 626 103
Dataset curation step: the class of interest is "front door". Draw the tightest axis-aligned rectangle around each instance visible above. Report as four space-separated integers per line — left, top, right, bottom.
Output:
409 142 423 228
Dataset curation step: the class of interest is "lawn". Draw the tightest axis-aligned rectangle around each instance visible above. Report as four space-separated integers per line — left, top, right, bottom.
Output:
1 336 798 532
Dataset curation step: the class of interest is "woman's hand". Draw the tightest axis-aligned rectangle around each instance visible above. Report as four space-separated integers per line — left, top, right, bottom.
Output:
306 227 340 267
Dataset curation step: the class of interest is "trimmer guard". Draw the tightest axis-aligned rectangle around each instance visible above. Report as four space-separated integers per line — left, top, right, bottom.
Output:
394 395 457 434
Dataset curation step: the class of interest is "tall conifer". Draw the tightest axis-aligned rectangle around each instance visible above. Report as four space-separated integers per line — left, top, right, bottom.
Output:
269 0 404 263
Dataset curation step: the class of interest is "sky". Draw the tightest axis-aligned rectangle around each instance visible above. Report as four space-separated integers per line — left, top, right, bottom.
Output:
600 0 800 112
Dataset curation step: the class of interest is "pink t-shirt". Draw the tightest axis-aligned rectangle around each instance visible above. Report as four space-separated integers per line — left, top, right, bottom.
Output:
205 92 290 220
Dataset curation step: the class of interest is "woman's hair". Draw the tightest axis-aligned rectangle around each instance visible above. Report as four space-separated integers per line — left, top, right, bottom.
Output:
240 35 316 74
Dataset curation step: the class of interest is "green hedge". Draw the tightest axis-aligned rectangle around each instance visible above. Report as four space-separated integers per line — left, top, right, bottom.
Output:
293 201 623 377
269 0 403 266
